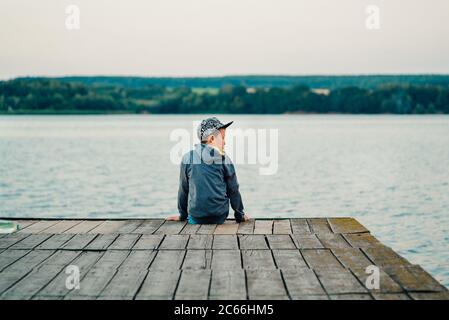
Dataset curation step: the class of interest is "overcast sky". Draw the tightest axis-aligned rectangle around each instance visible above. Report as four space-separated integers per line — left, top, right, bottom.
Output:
1 0 449 79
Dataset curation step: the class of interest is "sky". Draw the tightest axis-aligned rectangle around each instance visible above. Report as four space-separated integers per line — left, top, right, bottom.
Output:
1 0 449 79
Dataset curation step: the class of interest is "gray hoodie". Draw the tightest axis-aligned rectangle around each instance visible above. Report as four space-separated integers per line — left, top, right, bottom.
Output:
177 143 245 224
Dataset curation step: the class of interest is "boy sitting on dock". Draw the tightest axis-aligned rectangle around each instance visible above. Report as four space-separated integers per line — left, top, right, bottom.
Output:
166 117 249 224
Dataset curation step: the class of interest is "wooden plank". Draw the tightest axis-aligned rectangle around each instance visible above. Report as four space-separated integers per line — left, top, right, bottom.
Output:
18 220 61 234
237 219 254 234
64 220 104 234
61 234 97 250
175 269 211 300
154 220 186 235
317 234 351 248
266 235 296 249
328 217 369 234
290 218 311 234
0 250 30 272
238 235 268 250
0 233 30 250
331 248 373 269
242 250 276 270
115 220 144 233
85 234 119 250
108 234 140 250
36 234 75 250
273 220 292 234
159 234 189 250
343 233 382 248
2 250 55 273
98 268 148 300
212 235 239 250
362 246 411 267
307 218 333 234
149 250 186 270
314 268 367 294
209 269 246 300
301 249 343 269
281 268 326 297
35 251 104 299
0 269 32 296
196 224 217 235
119 250 156 270
383 265 447 292
246 270 288 299
253 220 273 234
272 249 307 268
9 234 52 250
214 221 239 234
15 220 39 231
132 219 165 234
350 267 403 293
179 223 201 235
182 250 213 269
40 220 82 234
211 250 242 269
291 234 323 249
132 234 164 250
372 293 411 300
329 294 373 300
187 235 213 250
136 270 180 300
409 292 449 300
88 220 127 234
43 250 82 267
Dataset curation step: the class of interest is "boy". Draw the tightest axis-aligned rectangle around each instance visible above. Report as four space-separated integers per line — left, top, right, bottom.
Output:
166 117 249 224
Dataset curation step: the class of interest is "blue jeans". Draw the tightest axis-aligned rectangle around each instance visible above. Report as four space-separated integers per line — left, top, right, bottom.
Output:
187 216 198 224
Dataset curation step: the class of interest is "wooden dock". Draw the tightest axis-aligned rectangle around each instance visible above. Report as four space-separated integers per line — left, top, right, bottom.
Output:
0 218 447 300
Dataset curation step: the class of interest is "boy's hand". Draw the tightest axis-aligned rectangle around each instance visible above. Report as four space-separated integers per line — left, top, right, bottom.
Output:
166 215 181 221
242 213 250 222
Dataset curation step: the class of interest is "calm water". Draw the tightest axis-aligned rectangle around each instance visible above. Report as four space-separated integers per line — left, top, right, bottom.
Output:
1 114 448 287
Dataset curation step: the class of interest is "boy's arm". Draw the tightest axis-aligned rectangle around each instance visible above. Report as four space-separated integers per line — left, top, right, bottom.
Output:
177 161 189 221
223 158 245 222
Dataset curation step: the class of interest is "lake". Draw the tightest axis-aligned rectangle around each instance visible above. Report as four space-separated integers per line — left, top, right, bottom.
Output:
0 114 448 287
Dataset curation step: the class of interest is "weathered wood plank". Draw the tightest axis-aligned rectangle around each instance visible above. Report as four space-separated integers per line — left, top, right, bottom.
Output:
115 220 144 233
253 220 273 234
242 250 276 270
180 223 201 235
317 234 351 248
64 220 104 234
307 218 333 234
149 250 186 270
237 219 254 234
0 250 30 272
343 233 382 248
187 235 213 250
132 234 164 250
246 270 288 299
36 234 75 250
40 220 82 234
211 250 242 269
108 234 141 250
18 220 61 234
314 268 368 294
290 218 311 234
291 234 323 249
154 220 186 235
85 234 119 250
331 248 373 269
0 269 32 296
159 234 189 250
372 293 411 300
214 221 239 234
328 218 369 234
266 235 296 249
88 220 127 234
383 265 447 292
409 292 449 300
209 270 246 300
136 270 180 300
273 220 292 234
9 234 52 250
238 235 268 250
281 268 326 297
301 249 343 269
196 224 217 235
362 245 411 267
120 250 156 270
329 294 373 300
0 233 30 250
272 249 307 268
182 250 213 269
2 250 55 273
132 219 164 234
175 269 211 300
61 234 97 250
350 267 403 293
213 235 239 250
98 268 148 300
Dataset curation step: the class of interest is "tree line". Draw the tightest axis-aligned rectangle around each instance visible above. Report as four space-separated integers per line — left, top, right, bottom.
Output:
1 78 448 114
